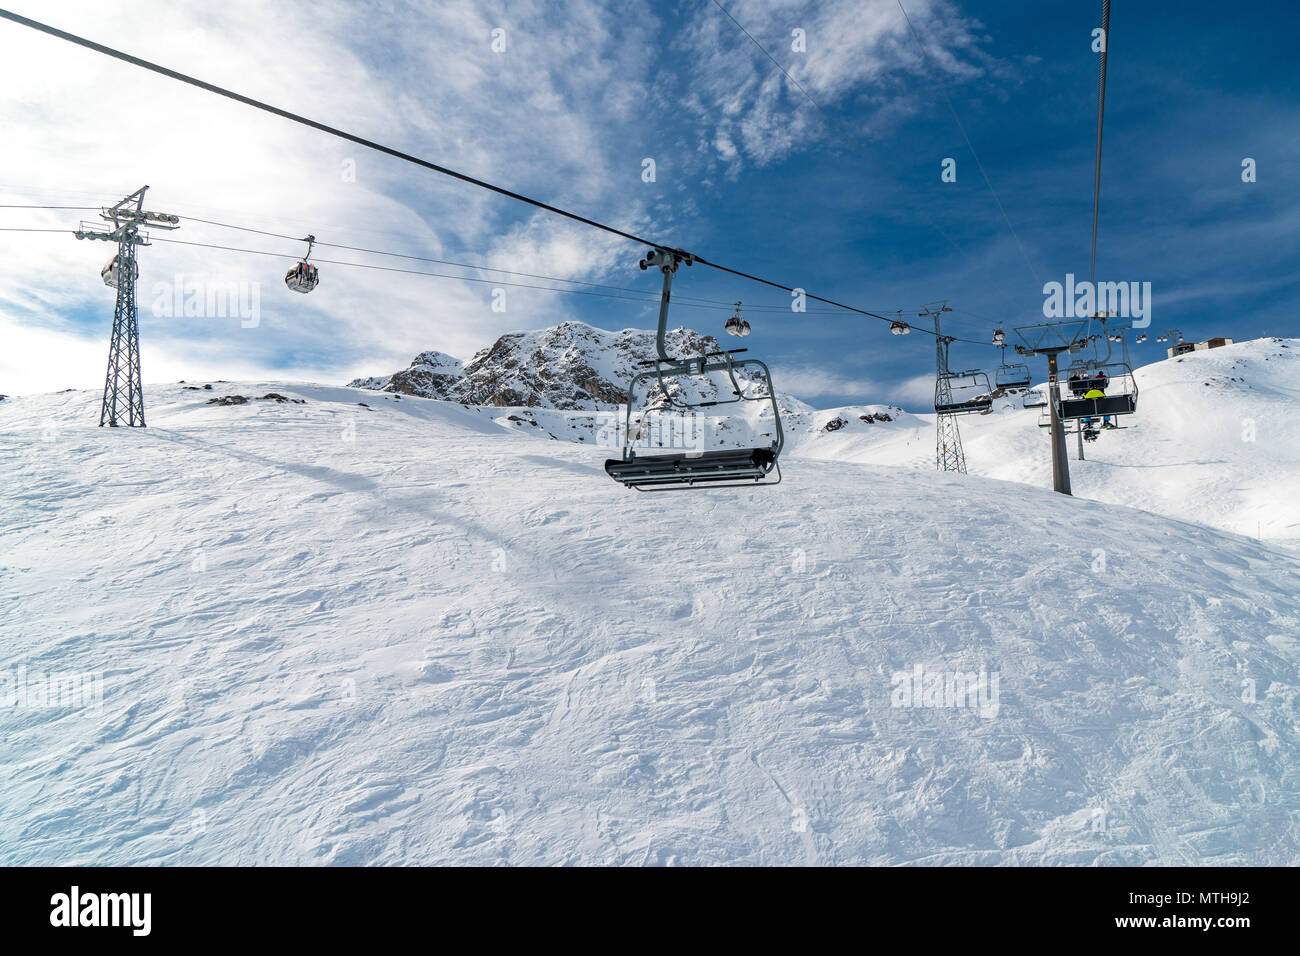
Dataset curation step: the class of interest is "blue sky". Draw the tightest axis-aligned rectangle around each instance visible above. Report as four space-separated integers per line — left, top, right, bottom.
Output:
0 0 1296 408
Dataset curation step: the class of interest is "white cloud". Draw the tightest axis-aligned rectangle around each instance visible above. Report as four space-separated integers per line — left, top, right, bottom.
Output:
0 0 666 392
772 362 888 403
675 0 1005 172
893 372 937 409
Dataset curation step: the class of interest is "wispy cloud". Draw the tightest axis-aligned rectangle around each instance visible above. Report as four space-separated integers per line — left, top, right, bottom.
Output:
674 0 1006 173
0 0 669 391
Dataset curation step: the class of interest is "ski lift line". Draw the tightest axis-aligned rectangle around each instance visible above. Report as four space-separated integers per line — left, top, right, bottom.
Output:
0 226 675 304
0 224 886 318
147 236 716 302
175 212 864 313
143 235 839 312
0 204 99 210
0 10 664 249
0 9 1003 352
687 253 998 348
0 224 998 347
1086 0 1114 371
895 0 1042 287
1089 0 1111 293
180 214 300 243
1 185 438 247
0 214 862 314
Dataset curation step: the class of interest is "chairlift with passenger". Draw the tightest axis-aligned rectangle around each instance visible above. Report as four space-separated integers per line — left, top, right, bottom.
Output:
1055 361 1138 422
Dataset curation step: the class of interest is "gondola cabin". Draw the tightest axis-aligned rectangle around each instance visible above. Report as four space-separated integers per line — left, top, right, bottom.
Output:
100 254 137 289
285 261 319 294
724 303 750 337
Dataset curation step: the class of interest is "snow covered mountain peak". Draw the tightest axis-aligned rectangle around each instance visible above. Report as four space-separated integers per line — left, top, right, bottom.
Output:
348 320 761 410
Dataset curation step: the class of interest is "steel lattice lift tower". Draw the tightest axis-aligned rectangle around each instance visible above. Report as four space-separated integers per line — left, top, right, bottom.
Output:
74 186 179 426
924 302 966 474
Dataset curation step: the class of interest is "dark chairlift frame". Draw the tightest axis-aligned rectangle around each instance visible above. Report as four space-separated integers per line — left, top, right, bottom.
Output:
934 368 993 415
995 361 1032 390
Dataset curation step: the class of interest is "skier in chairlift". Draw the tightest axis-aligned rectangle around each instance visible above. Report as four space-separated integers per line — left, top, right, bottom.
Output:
1081 382 1114 432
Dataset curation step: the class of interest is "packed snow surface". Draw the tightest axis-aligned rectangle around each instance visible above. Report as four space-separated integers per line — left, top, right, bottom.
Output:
2 358 1298 864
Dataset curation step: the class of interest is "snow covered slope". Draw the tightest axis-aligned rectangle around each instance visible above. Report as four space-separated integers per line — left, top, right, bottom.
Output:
354 327 1299 542
792 338 1300 542
2 382 1298 865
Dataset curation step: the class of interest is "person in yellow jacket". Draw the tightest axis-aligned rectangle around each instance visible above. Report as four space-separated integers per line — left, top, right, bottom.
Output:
1082 385 1114 430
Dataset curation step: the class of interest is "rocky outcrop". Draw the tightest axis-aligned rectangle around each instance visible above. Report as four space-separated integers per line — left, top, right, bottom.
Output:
348 321 755 410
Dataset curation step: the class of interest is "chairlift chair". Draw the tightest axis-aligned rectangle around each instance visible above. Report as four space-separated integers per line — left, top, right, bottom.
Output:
100 254 138 289
995 361 1031 390
1064 360 1110 396
605 249 784 491
934 369 993 415
1055 361 1138 422
285 235 320 294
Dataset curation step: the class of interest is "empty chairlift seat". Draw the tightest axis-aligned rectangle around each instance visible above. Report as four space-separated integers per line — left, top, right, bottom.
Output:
605 446 776 489
995 362 1032 390
605 248 784 492
605 352 785 491
934 369 993 415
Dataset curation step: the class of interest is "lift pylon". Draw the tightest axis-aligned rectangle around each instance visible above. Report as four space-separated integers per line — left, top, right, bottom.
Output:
75 186 179 426
923 302 969 474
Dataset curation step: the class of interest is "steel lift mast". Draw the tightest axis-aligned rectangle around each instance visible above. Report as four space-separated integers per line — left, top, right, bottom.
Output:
1013 320 1092 496
924 302 965 474
75 186 179 426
